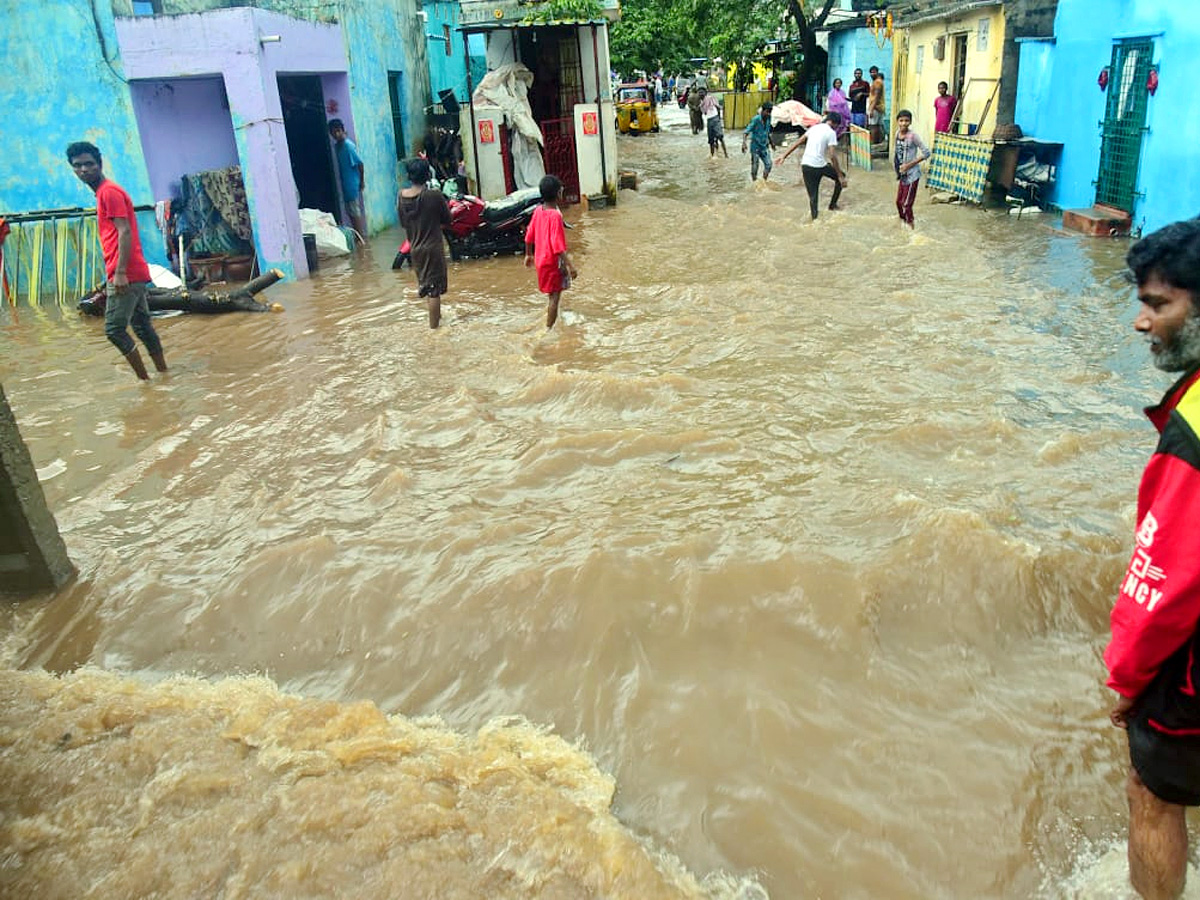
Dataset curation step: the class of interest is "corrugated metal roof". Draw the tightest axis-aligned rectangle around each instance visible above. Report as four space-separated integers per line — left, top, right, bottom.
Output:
895 0 1003 28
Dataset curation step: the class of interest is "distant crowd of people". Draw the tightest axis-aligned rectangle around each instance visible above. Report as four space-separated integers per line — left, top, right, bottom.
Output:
682 65 944 230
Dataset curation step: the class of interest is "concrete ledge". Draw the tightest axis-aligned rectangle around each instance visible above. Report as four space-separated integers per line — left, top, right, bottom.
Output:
1062 206 1131 236
0 386 75 595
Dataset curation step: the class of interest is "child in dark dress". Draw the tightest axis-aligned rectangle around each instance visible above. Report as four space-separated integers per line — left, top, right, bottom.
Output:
397 159 451 328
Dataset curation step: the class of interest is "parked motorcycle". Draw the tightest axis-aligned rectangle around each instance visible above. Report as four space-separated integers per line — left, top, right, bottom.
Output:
393 187 542 268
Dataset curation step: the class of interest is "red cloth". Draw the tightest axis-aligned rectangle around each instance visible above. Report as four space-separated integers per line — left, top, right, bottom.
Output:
1106 368 1200 701
934 94 957 133
526 204 568 295
525 204 566 269
96 179 151 283
536 264 564 294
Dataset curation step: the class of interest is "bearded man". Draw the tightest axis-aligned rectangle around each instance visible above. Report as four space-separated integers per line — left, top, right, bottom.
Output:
1106 218 1200 900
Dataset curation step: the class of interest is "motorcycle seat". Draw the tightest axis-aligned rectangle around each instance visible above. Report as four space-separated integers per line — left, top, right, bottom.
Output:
482 187 542 222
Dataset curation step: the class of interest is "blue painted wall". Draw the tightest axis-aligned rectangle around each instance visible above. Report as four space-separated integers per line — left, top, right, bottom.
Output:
1014 39 1055 139
425 0 471 107
2 0 163 263
1014 0 1200 235
334 1 430 230
827 28 893 91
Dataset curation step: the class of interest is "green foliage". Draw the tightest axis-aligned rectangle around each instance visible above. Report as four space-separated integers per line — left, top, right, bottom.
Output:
522 0 606 24
610 0 835 82
609 0 697 76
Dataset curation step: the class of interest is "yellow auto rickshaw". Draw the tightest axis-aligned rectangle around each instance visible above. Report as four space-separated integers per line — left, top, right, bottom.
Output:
615 83 660 135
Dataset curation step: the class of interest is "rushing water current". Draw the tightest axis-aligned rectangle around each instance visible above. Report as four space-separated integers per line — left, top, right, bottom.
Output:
0 104 1188 899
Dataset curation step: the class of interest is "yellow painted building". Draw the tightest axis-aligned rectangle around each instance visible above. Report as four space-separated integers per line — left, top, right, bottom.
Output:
891 2 1006 140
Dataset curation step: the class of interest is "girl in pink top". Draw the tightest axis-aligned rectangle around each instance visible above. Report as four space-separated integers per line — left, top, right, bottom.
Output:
523 175 578 328
934 81 958 133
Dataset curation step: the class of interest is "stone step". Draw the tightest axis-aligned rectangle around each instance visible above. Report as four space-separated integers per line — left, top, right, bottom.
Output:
1062 205 1132 236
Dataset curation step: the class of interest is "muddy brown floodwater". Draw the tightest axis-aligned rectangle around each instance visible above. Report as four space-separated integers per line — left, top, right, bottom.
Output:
0 103 1178 899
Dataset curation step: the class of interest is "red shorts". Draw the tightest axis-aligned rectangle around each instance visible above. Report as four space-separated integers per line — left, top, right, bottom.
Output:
536 263 563 294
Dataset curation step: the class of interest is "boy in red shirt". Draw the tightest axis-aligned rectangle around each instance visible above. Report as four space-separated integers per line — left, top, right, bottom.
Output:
67 141 166 380
523 175 577 328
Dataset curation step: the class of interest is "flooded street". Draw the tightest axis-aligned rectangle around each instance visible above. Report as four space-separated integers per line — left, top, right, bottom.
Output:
0 102 1173 899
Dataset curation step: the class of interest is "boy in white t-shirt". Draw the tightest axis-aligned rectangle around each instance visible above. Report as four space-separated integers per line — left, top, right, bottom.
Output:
775 111 848 220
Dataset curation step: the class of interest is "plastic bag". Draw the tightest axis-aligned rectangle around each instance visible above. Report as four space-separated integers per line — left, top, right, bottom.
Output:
299 208 351 258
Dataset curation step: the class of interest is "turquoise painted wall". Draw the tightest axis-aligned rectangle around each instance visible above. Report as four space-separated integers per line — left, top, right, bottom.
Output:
3 0 150 215
1014 0 1200 235
827 28 893 92
425 0 471 107
2 0 165 293
337 2 431 229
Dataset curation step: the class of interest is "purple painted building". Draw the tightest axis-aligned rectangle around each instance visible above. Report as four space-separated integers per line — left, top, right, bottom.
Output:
116 8 354 278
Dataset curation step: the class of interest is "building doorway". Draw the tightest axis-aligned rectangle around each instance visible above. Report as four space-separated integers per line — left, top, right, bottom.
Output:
950 32 968 103
278 74 339 218
518 27 583 203
1095 38 1153 213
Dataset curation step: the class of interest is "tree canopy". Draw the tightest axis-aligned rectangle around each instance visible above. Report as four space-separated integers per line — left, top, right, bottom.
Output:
610 0 843 97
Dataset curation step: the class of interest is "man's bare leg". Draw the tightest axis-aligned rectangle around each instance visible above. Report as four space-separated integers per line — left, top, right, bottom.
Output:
546 291 560 328
1128 769 1188 900
427 294 441 329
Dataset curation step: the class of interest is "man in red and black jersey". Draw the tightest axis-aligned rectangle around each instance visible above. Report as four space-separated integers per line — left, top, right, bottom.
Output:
68 141 167 381
1106 218 1200 900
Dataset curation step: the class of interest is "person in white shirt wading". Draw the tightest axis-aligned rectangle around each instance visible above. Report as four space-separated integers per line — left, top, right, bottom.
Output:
775 111 847 220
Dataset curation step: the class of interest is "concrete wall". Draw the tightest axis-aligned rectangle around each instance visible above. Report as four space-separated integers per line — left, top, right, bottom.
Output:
117 8 349 278
1014 38 1056 137
334 1 431 225
129 77 240 202
425 0 471 106
2 0 163 271
0 386 75 595
574 101 618 201
827 28 893 93
1012 0 1200 234
893 5 1006 140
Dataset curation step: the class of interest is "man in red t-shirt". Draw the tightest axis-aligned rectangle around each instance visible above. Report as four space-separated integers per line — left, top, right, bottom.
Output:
1106 219 1200 899
68 141 166 380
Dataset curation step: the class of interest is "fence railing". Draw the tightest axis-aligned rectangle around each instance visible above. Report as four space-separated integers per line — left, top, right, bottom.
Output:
0 206 150 307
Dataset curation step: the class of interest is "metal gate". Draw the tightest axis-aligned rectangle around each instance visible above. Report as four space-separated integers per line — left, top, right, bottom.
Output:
1095 38 1153 212
541 117 580 204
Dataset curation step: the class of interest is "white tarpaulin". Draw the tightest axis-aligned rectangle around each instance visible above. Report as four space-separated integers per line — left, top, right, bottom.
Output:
471 63 547 190
771 100 822 128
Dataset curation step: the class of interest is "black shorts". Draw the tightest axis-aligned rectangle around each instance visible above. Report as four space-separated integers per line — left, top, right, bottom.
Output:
1129 714 1200 806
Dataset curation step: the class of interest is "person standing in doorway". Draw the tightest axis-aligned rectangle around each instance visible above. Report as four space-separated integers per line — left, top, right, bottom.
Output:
934 81 958 134
524 175 577 329
848 68 870 129
742 102 774 182
67 141 166 381
893 110 931 228
397 159 451 329
1106 218 1200 900
868 71 887 144
775 111 846 220
328 118 367 245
